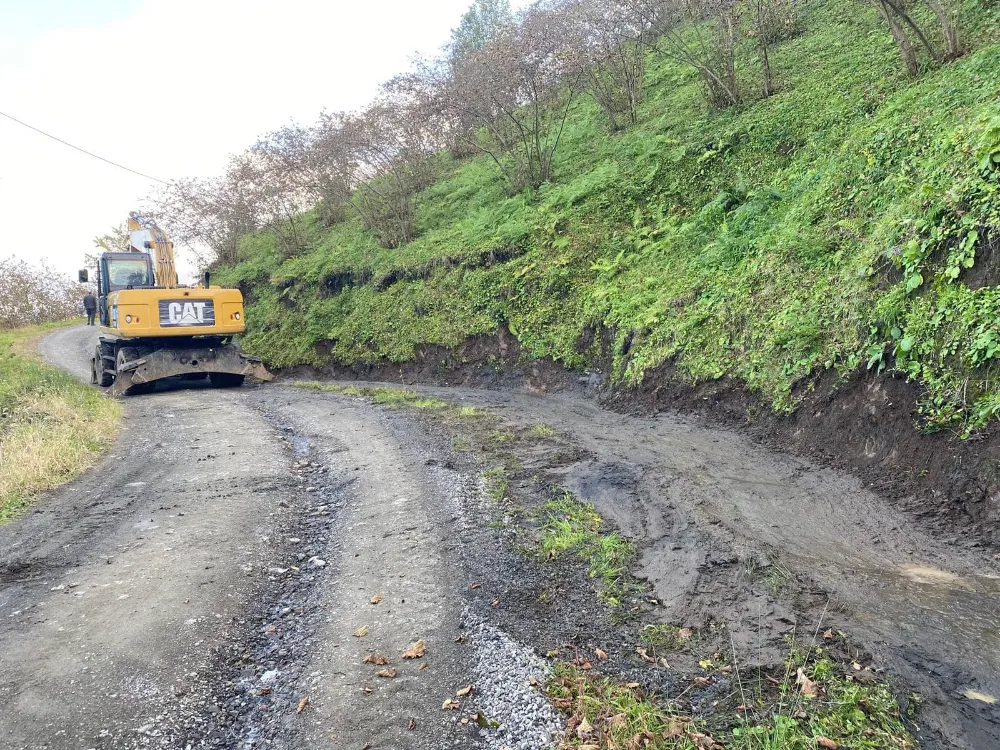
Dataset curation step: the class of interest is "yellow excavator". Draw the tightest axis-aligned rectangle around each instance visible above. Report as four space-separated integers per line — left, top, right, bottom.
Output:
80 212 271 395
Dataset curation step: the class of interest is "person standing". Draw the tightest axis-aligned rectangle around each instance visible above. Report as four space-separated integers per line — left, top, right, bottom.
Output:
83 292 97 326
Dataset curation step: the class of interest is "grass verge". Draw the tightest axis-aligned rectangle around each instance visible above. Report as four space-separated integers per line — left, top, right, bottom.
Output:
0 322 121 522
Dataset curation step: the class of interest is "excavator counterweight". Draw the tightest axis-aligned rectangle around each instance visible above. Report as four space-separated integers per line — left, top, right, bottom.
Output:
83 212 271 395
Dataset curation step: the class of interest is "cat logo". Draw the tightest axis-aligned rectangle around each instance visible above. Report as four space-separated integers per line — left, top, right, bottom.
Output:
159 299 215 327
169 302 206 325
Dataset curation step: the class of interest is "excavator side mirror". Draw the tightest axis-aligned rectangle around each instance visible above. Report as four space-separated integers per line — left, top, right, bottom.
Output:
203 271 211 288
78 269 89 283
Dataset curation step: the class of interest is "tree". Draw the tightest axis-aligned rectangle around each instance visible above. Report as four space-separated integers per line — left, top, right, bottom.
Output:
568 0 656 130
441 2 587 190
449 0 514 57
870 0 962 77
0 257 88 329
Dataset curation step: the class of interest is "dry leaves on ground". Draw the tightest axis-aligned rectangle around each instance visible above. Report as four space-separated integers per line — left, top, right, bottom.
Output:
456 684 473 697
442 698 461 710
594 648 608 660
689 731 724 749
817 738 839 749
796 667 820 697
377 668 398 678
408 718 416 730
362 652 389 666
637 647 655 664
296 697 309 714
370 594 383 605
403 639 426 659
353 626 369 638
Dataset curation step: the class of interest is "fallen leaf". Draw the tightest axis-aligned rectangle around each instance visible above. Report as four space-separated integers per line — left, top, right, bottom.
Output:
529 676 539 687
545 649 560 658
403 640 426 659
408 718 416 730
370 594 383 605
442 698 461 710
720 665 733 674
637 647 656 664
576 716 593 738
377 668 398 678
362 686 372 695
823 629 834 640
470 581 482 589
678 628 693 641
353 626 369 638
491 597 500 607
456 684 474 697
689 731 723 749
594 648 608 660
296 696 309 714
694 676 712 687
362 652 389 666
796 667 820 697
625 682 640 689
419 662 428 671
817 738 839 750
663 717 686 739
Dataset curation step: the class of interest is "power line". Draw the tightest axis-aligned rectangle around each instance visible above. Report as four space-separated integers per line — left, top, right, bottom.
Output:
0 108 170 185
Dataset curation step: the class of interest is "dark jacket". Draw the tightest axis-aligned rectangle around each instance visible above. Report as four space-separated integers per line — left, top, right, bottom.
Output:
83 293 97 311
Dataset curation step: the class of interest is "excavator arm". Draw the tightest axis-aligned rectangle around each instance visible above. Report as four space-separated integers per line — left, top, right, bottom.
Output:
127 211 178 289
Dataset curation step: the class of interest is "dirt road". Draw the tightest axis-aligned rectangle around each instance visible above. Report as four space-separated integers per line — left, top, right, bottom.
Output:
1 325 997 749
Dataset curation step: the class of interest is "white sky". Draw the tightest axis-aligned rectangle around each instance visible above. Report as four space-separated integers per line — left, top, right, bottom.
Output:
0 0 475 283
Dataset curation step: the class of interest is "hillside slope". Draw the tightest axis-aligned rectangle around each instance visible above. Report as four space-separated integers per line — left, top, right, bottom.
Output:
220 0 1000 437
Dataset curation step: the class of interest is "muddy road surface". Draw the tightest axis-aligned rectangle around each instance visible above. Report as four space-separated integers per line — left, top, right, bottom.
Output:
0 325 996 749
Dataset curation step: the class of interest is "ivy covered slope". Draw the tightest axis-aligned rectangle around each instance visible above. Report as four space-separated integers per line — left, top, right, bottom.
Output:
219 0 1000 434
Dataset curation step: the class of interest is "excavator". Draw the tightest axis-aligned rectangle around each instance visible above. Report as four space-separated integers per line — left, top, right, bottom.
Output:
80 212 271 395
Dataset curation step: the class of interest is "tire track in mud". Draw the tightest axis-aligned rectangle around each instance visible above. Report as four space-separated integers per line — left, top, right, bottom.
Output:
11 326 566 750
335 381 1000 750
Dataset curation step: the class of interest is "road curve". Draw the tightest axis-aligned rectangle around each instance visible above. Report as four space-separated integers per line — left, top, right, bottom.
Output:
5 324 1000 750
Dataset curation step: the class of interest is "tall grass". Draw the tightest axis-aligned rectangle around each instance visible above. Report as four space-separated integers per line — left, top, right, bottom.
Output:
0 323 121 521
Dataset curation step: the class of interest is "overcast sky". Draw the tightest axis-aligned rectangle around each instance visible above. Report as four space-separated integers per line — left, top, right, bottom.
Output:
0 0 476 282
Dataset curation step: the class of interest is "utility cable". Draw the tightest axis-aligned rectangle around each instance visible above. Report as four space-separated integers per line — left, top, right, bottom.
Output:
0 108 170 184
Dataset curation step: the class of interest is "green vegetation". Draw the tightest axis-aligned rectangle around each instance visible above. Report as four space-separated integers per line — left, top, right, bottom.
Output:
538 492 635 606
547 655 915 749
220 0 1000 435
291 380 448 409
0 323 120 521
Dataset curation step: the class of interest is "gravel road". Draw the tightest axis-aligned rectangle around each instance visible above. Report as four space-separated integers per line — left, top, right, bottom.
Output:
4 325 999 749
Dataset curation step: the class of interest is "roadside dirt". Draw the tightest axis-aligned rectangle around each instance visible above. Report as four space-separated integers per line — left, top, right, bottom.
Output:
9 325 1000 750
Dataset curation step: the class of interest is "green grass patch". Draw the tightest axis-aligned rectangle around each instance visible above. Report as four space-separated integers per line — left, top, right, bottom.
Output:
538 492 635 606
527 423 557 437
546 655 915 749
0 322 121 522
291 380 447 409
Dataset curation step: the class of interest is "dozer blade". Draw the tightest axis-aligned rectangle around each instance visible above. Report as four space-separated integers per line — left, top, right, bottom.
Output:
110 344 272 396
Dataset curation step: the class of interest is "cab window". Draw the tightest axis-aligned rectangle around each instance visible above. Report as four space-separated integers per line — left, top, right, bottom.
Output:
107 258 152 289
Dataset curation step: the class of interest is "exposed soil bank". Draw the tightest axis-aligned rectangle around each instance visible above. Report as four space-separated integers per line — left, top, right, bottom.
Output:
290 329 1000 550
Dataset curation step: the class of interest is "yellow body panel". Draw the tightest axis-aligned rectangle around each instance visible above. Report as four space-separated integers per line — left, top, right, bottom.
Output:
101 287 247 339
